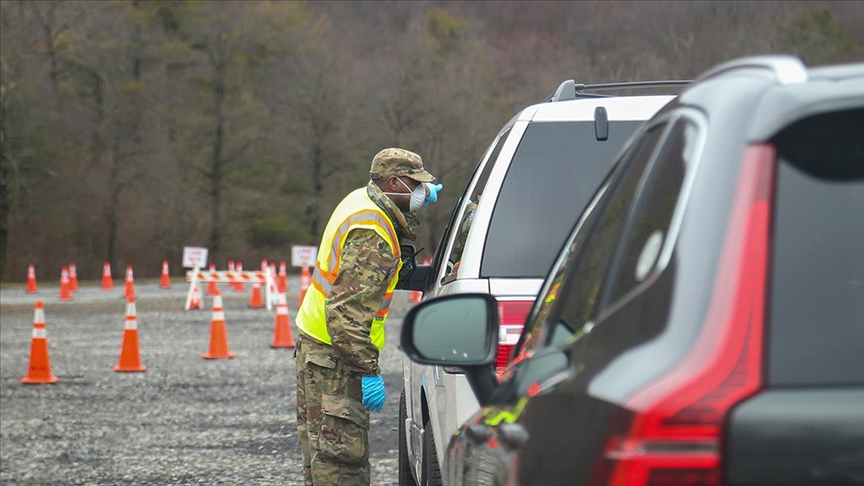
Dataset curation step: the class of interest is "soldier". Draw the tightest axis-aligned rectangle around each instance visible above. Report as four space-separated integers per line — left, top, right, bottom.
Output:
294 148 442 486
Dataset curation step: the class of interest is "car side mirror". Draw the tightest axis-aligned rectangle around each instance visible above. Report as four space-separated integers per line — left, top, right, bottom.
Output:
400 293 501 406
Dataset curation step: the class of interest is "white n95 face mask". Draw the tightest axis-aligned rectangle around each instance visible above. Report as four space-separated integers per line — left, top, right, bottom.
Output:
385 178 428 213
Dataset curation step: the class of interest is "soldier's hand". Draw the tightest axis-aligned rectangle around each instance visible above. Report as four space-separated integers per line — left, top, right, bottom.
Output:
361 375 386 413
423 183 443 205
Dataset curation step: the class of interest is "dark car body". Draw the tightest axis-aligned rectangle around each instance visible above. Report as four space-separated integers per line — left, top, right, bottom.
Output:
400 56 864 486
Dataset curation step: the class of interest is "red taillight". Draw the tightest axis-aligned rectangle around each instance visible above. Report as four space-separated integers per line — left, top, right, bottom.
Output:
496 344 515 370
496 300 532 370
602 145 776 486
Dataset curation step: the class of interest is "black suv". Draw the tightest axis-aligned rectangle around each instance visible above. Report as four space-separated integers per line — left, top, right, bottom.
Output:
399 55 864 486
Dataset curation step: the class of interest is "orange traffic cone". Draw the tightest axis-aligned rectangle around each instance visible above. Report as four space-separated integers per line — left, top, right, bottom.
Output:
271 293 295 348
26 263 38 293
206 263 218 295
249 281 264 308
261 259 269 273
124 266 135 301
160 260 171 289
235 262 245 293
278 261 288 294
21 300 58 384
114 297 146 372
202 290 236 359
189 284 203 310
59 267 72 301
68 262 79 292
102 262 114 290
298 266 311 308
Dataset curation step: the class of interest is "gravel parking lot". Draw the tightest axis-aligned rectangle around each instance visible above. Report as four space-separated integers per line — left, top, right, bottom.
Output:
0 278 410 485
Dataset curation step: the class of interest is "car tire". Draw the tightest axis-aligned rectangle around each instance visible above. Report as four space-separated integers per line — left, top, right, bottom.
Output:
422 421 443 486
399 389 418 486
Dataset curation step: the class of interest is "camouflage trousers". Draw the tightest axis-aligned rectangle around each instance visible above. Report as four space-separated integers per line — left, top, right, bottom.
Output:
295 334 370 486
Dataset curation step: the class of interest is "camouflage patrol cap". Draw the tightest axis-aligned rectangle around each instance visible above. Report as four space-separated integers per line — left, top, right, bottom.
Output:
369 148 436 182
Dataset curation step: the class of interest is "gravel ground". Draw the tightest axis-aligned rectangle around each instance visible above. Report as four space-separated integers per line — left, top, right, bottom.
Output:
0 277 411 485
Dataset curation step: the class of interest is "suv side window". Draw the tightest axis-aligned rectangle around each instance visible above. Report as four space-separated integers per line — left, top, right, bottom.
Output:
603 118 698 305
439 128 511 284
557 124 666 330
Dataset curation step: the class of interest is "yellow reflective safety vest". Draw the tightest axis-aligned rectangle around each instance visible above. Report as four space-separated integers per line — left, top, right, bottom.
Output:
296 188 402 350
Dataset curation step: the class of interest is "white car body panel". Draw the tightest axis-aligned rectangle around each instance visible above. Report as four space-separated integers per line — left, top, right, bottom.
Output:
401 93 676 484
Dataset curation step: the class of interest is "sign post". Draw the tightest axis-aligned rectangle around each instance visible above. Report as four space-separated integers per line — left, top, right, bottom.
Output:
291 245 318 268
183 247 209 311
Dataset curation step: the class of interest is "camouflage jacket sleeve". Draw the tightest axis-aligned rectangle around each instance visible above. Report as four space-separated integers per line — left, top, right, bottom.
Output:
325 228 395 376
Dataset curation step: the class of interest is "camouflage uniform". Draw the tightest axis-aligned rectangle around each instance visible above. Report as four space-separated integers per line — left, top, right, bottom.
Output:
296 148 433 486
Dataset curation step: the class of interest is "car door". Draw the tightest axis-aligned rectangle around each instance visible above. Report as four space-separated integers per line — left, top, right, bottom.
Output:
404 124 515 472
512 113 704 486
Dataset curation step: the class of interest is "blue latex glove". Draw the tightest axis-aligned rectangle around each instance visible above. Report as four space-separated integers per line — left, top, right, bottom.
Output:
424 183 443 205
361 375 386 413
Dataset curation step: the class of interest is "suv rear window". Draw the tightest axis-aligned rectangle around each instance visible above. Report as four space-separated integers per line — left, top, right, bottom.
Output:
768 108 864 386
482 120 642 278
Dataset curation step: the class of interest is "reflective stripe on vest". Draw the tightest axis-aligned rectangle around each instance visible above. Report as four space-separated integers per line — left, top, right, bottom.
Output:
296 188 402 349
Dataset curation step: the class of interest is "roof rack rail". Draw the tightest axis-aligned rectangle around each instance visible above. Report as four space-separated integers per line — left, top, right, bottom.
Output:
546 79 692 103
696 55 807 85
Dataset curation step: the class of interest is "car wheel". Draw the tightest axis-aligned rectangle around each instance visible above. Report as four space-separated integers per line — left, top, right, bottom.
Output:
422 422 443 486
399 389 418 486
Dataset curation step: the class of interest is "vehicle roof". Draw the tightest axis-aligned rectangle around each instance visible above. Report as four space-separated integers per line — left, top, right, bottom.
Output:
516 95 676 123
670 58 864 142
750 64 864 141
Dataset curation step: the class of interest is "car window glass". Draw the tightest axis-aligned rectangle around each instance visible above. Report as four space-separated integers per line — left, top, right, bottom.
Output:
557 124 666 330
769 108 864 386
514 348 570 397
511 125 665 364
605 119 695 305
482 120 643 278
440 128 511 284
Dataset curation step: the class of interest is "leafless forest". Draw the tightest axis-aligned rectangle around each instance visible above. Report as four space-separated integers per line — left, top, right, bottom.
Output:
1 0 862 283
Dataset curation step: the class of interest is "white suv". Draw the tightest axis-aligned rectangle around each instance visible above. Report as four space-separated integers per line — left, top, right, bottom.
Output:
397 80 686 486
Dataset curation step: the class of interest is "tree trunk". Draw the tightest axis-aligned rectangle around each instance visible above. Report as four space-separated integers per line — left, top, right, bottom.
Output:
209 64 225 261
0 97 10 281
90 74 104 167
31 2 60 99
106 136 121 274
308 140 324 238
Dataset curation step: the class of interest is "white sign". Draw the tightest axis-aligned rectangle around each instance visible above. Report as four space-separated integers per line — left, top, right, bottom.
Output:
291 245 318 267
182 247 209 268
